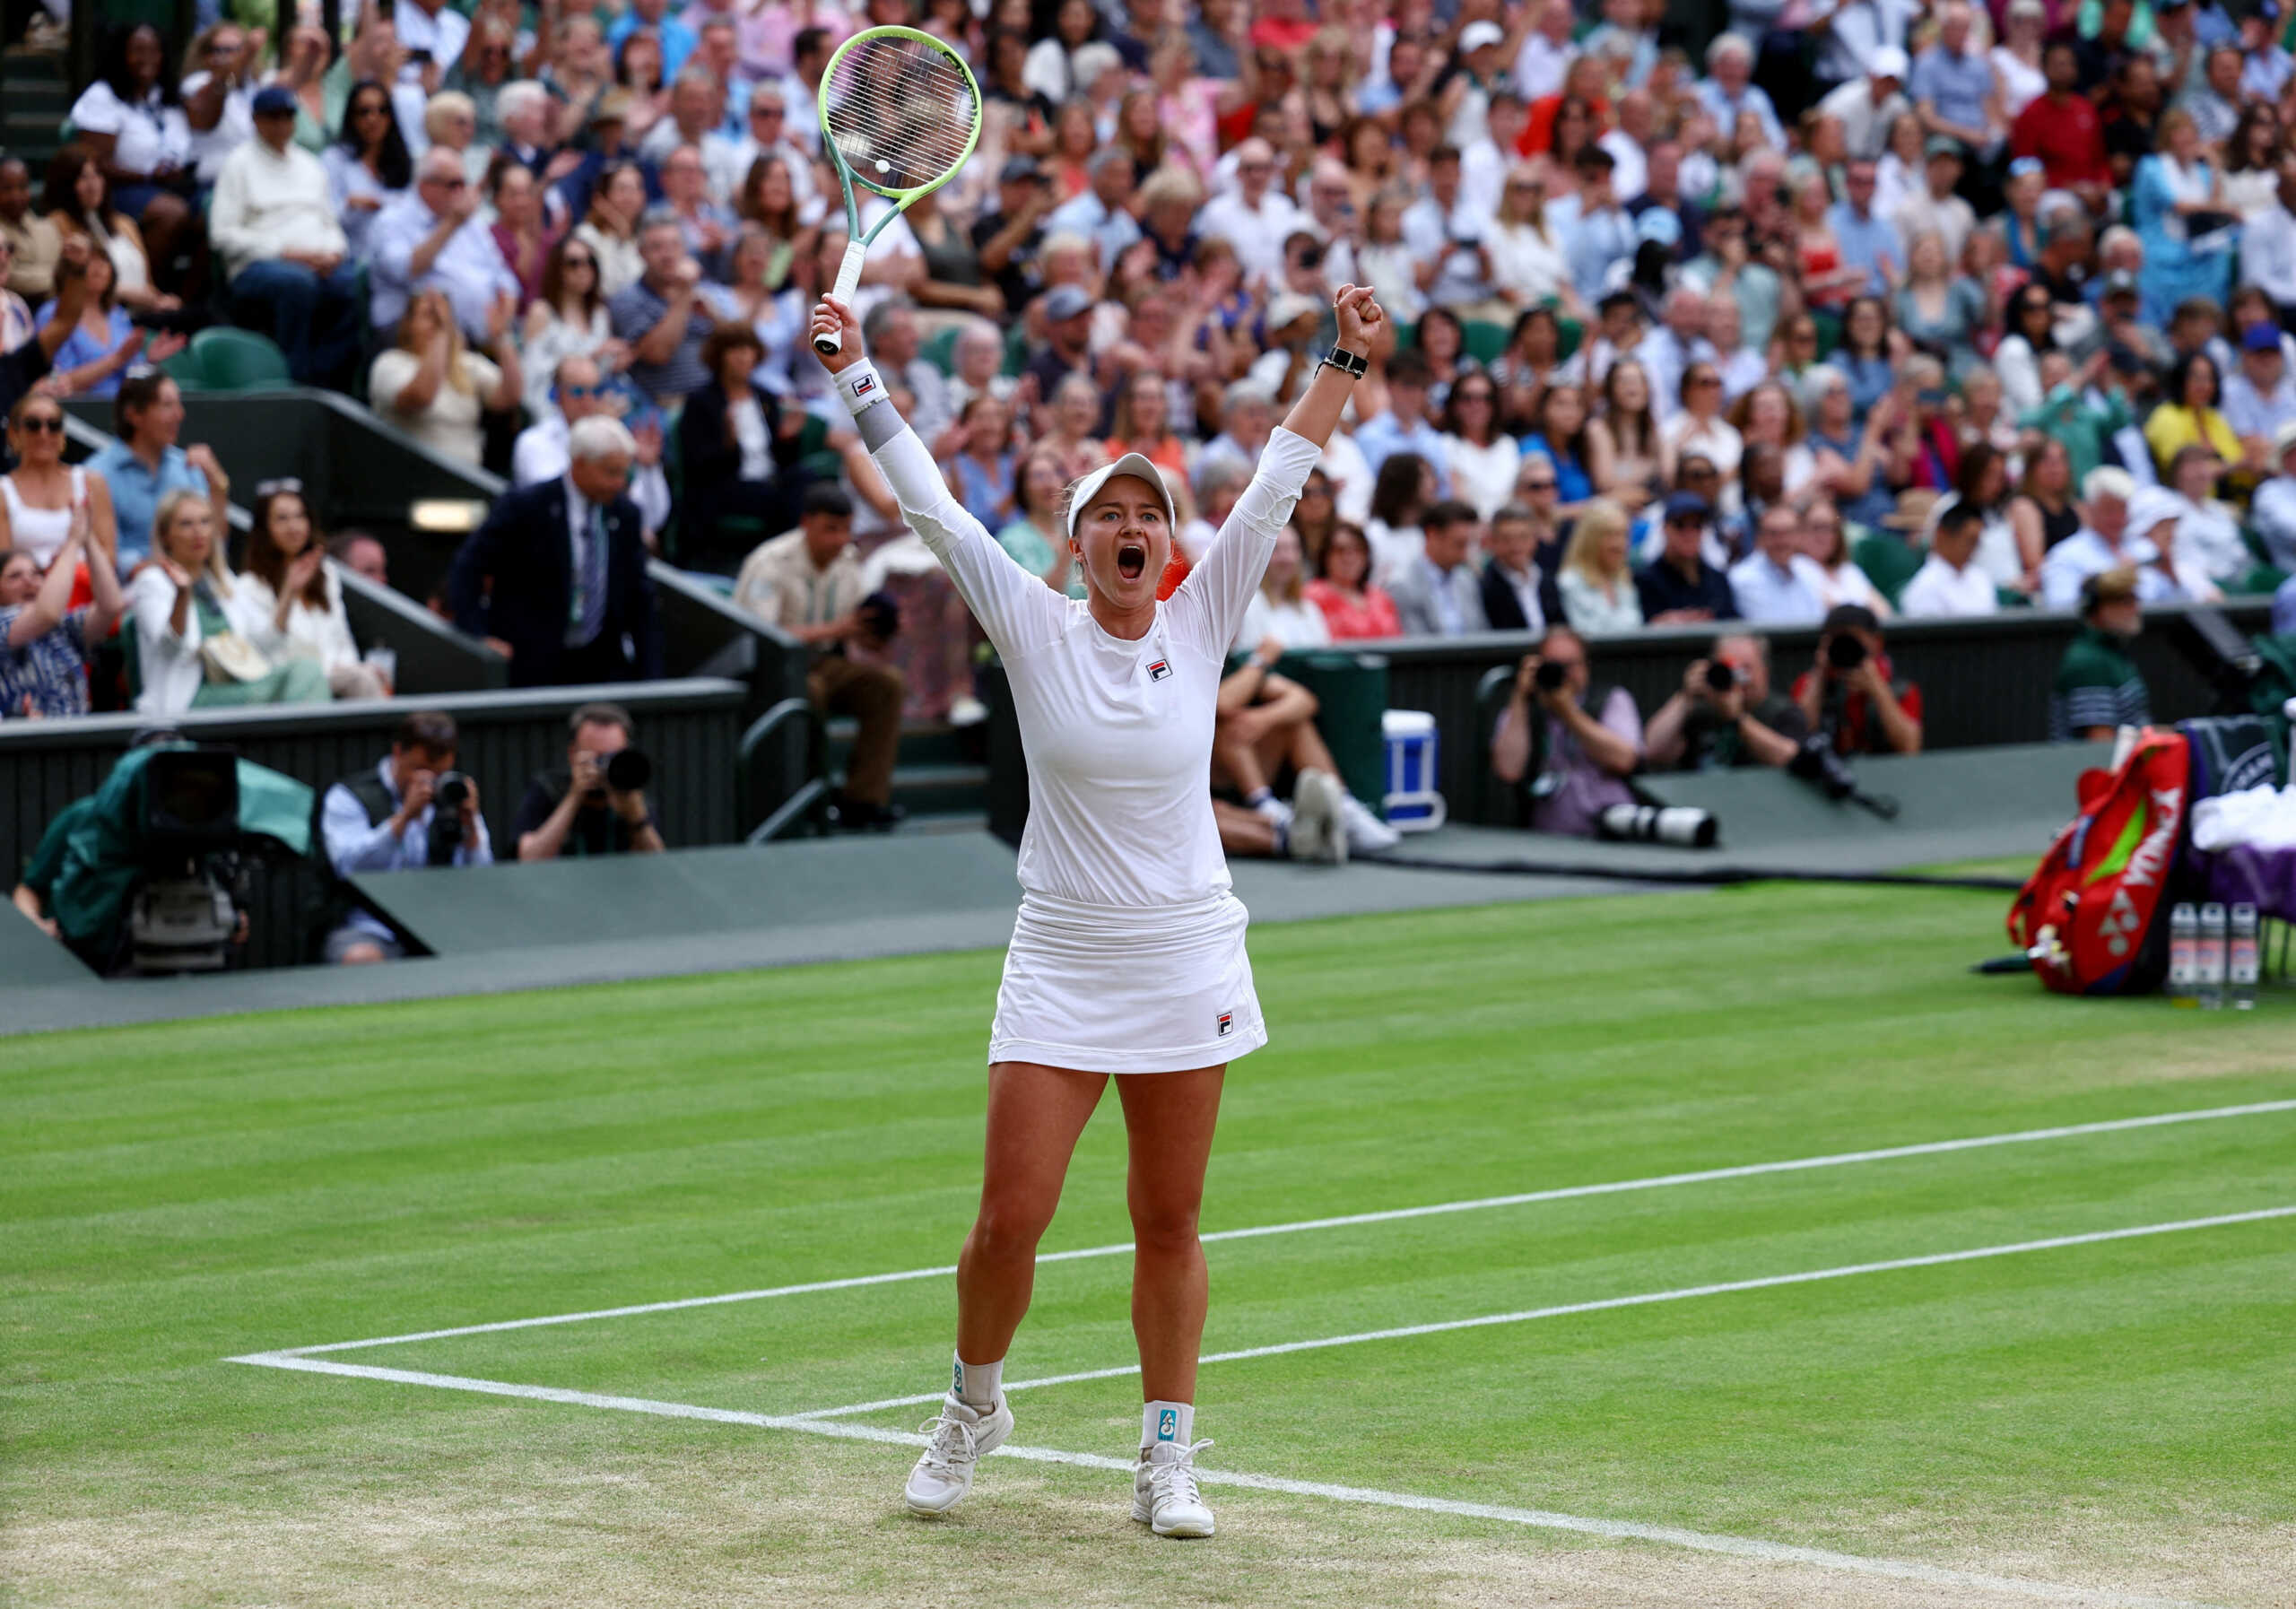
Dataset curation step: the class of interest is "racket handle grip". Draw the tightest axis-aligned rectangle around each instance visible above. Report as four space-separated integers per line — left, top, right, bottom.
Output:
813 239 868 356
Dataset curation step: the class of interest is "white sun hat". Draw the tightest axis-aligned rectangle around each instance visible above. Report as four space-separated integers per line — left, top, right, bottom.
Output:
1066 452 1177 542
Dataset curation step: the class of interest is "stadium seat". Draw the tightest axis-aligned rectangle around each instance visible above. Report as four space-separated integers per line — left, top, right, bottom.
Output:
1852 530 1924 608
1462 319 1509 365
157 346 208 393
1556 317 1582 361
186 327 292 393
923 324 961 377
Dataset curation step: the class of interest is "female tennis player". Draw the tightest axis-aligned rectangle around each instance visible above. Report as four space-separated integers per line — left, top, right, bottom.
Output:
811 282 1383 1537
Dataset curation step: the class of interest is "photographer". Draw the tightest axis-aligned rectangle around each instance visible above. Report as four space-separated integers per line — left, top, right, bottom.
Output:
514 701 666 859
1790 604 1925 758
1643 633 1808 770
318 709 491 963
1488 625 1644 836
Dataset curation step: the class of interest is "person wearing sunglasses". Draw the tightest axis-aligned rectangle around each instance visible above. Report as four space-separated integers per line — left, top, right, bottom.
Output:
514 354 670 545
367 147 522 343
0 467 124 720
0 392 117 576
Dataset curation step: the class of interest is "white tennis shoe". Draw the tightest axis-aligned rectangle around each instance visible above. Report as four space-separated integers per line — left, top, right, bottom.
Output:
904 1393 1013 1516
1338 793 1403 854
1288 769 1348 864
1133 1438 1216 1537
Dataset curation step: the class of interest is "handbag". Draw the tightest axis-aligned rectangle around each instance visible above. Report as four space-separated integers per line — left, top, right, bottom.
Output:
192 585 272 685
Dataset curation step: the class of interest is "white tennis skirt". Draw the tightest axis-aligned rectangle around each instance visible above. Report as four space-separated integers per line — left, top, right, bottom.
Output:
987 889 1268 1074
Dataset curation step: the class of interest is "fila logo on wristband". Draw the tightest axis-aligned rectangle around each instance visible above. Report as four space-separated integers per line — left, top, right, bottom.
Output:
853 374 876 397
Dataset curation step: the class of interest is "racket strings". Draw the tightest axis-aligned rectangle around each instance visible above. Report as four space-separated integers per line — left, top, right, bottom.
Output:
822 38 977 191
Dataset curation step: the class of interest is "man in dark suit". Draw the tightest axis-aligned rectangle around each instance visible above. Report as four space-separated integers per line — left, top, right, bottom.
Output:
1478 502 1563 633
448 415 663 687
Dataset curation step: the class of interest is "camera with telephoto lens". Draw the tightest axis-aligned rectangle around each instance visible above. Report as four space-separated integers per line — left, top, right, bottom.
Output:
1704 660 1737 692
605 747 651 794
1788 732 1900 819
1534 658 1568 692
1596 803 1719 848
426 770 471 865
1826 631 1868 671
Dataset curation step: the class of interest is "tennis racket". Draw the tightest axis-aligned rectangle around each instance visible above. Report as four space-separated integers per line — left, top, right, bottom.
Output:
812 24 983 356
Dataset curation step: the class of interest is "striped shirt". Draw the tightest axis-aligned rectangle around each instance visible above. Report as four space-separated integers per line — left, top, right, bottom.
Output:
0 605 91 719
2049 627 2149 743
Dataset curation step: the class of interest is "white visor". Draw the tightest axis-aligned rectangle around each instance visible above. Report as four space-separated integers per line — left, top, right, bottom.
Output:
1066 452 1177 543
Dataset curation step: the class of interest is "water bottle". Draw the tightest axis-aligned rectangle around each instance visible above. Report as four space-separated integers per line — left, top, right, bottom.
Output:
2229 903 2259 1012
2196 902 2227 1011
2169 902 2199 1007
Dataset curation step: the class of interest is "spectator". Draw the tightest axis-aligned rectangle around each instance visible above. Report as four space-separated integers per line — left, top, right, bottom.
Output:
1894 229 1987 363
0 155 62 309
85 370 229 572
1352 351 1451 492
35 250 143 402
1697 35 1783 150
866 300 953 449
1900 500 2003 617
1561 145 1637 307
1 392 116 572
39 144 176 319
1828 159 1905 300
2248 422 2296 573
326 80 414 263
211 87 363 387
2161 444 2250 597
317 709 491 963
1665 362 1744 491
1521 381 1598 511
1388 499 1490 636
1803 366 1896 527
522 233 623 416
1479 500 1559 634
1790 603 1924 756
2040 467 2179 607
675 325 806 571
1488 626 1643 835
1487 166 1574 313
731 484 907 830
369 286 523 467
1234 526 1331 651
128 489 332 715
1637 490 1740 623
1046 149 1143 274
2221 319 2296 448
370 147 523 341
1440 371 1519 521
1306 521 1403 640
1196 138 1303 281
229 480 389 700
995 444 1082 597
1798 499 1892 616
1731 503 1832 623
515 700 669 858
573 157 650 299
487 160 556 312
1644 632 1807 770
1103 368 1189 479
2012 40 2109 212
448 415 662 687
331 531 388 587
656 142 736 265
639 70 747 201
515 353 671 535
1556 498 1645 635
65 23 196 293
1021 283 1096 402
1820 47 1914 162
0 500 123 719
2132 110 2234 329
2051 566 2152 740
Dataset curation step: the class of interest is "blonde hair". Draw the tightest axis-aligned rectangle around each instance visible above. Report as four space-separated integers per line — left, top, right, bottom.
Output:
396 289 476 395
153 487 234 597
1562 497 1631 583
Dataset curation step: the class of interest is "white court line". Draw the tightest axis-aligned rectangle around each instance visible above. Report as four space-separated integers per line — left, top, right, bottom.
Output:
224 1350 2226 1609
278 1098 2296 1357
791 1206 2296 1419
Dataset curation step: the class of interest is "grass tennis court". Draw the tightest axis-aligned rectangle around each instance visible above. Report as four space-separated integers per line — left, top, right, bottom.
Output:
7 880 2293 1607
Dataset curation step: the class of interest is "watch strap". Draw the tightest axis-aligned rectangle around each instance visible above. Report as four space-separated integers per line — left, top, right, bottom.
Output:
1323 344 1370 378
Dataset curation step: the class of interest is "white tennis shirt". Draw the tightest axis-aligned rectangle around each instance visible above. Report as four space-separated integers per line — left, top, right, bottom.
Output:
869 422 1320 908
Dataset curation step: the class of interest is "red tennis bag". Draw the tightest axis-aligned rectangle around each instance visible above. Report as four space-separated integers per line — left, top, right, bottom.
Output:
2007 729 2193 996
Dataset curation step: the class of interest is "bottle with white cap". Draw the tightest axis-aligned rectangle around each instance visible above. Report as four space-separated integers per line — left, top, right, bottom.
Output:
2196 902 2227 1011
2229 903 2258 1011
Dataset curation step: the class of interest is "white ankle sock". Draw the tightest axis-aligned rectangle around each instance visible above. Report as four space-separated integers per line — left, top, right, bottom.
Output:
952 1352 1003 1409
1143 1399 1194 1452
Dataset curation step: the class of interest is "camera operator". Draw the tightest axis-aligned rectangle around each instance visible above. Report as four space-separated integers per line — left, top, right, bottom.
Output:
1488 625 1644 836
1790 604 1925 758
515 700 666 859
318 709 491 963
1642 632 1808 770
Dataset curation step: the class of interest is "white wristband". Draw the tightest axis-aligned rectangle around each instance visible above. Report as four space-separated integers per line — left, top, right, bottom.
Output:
833 359 888 421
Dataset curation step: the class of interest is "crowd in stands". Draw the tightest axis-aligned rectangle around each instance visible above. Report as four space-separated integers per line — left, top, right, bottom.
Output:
7 0 2296 838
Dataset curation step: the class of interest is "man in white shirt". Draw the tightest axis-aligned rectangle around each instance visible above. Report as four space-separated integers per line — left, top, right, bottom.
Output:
1898 502 2000 616
1639 288 1715 424
2239 149 2296 318
1513 0 1577 100
179 22 258 187
1816 47 1912 163
212 89 363 386
513 355 672 539
639 70 749 204
2248 422 2296 572
367 147 521 339
1696 34 1784 149
2039 469 2179 609
1047 151 1144 274
1597 90 1656 204
1730 506 1832 623
2222 319 2296 447
1195 139 1304 283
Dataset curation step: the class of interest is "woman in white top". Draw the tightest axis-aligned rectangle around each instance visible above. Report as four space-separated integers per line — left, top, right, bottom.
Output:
1233 526 1333 650
521 232 624 417
128 489 332 715
1439 371 1519 520
42 146 176 318
1990 0 2048 120
809 281 1390 1540
1664 361 1744 487
1799 498 1892 616
228 481 388 700
369 289 521 467
574 161 648 299
1486 165 1577 314
66 25 196 281
1554 498 1645 635
0 393 117 574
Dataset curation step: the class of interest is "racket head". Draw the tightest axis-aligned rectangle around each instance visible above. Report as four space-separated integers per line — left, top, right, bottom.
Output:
818 24 984 204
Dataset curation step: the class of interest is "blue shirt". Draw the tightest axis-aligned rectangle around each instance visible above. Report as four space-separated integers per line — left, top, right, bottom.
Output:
1828 203 1904 296
1519 433 1593 503
606 12 698 79
1694 81 1783 149
1353 413 1454 494
366 192 522 338
322 756 494 942
84 440 208 573
37 302 136 399
1562 204 1639 304
0 604 91 718
1908 44 1994 134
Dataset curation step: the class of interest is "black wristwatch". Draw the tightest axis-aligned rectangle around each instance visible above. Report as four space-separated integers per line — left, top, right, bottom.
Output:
1318 345 1370 379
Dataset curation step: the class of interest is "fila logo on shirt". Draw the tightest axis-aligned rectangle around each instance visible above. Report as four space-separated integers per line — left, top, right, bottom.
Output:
1216 1010 1233 1037
1157 1407 1178 1441
1147 659 1171 682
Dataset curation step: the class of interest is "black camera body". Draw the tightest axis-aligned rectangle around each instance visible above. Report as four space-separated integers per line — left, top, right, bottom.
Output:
129 746 246 974
1534 658 1569 693
427 770 472 865
1826 631 1868 671
1704 660 1737 693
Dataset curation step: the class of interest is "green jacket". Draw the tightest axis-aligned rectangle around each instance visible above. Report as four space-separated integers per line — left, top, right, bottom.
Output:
2049 626 2150 744
2018 387 2134 489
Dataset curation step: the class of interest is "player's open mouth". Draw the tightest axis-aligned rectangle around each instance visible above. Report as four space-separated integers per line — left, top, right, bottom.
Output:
1117 543 1147 580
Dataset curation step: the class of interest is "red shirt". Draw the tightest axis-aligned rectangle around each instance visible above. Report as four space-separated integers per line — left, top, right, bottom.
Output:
2010 91 2109 192
1790 654 1925 756
1518 92 1611 159
1305 578 1404 639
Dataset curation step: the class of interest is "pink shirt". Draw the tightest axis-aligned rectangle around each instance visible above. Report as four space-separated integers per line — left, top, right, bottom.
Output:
1306 578 1403 640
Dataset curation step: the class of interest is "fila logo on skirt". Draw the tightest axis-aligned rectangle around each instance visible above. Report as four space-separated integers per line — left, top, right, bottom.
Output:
1216 1010 1233 1036
1147 658 1171 681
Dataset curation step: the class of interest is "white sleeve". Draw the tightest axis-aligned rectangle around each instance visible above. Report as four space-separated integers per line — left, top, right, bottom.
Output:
869 420 1067 659
1166 426 1320 660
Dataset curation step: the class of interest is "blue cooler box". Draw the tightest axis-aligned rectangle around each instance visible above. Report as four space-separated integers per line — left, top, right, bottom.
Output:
1381 709 1446 831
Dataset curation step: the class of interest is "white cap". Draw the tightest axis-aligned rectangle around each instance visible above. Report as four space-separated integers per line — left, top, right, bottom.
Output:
1871 45 1909 78
2125 485 2182 537
1066 452 1177 543
1459 19 1505 51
